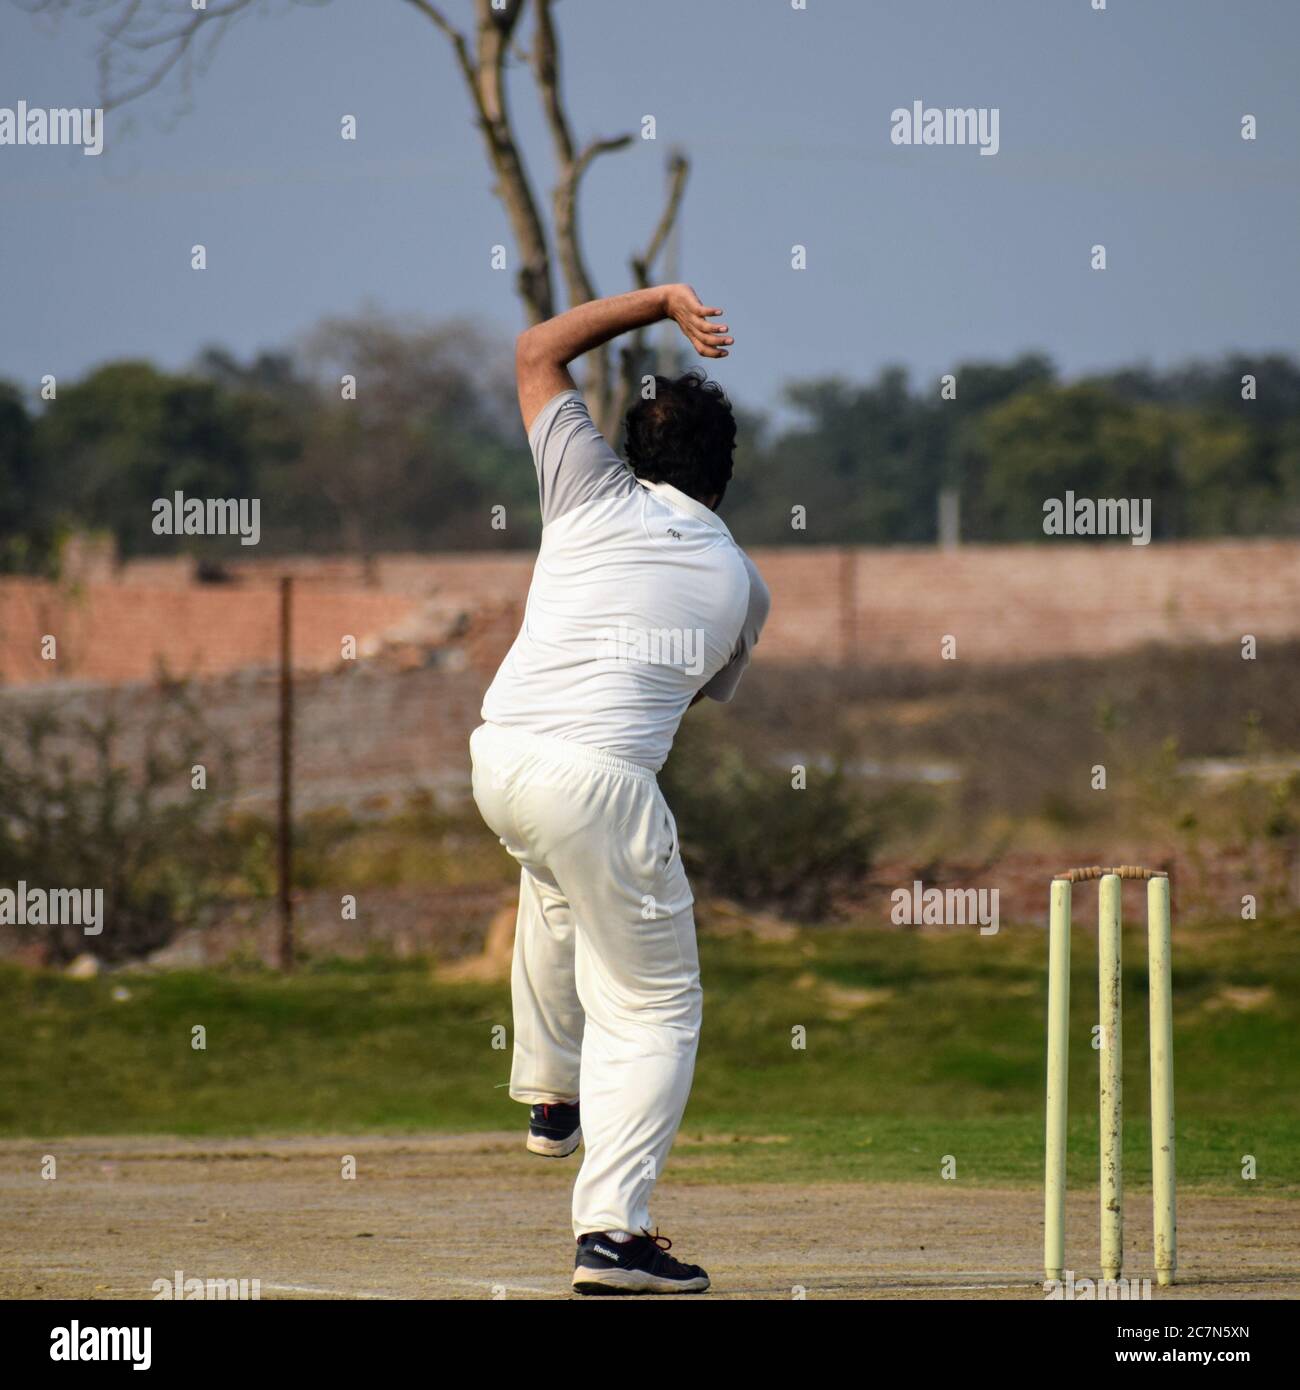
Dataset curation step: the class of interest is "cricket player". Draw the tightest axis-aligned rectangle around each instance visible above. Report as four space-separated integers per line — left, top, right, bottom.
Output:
470 284 769 1295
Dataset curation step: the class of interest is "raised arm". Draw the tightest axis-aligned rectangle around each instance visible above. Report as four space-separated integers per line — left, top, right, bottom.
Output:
515 284 733 432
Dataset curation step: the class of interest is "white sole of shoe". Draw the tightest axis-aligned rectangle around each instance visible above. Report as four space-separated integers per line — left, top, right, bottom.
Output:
526 1129 581 1158
571 1266 710 1295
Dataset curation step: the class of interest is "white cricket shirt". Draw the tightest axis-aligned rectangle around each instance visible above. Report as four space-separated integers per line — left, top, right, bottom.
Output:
481 389 769 771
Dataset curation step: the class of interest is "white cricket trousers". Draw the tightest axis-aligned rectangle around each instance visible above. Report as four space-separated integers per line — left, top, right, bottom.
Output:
469 721 701 1238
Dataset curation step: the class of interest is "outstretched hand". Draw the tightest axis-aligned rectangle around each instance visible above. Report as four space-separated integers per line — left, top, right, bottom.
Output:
666 284 733 359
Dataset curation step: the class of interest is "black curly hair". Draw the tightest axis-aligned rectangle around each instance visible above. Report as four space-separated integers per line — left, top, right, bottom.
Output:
623 369 736 506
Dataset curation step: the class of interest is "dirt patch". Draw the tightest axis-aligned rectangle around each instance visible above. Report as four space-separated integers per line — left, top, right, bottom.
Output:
1 1135 1296 1301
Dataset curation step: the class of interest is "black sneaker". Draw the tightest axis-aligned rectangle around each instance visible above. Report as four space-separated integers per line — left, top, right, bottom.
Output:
527 1102 581 1158
572 1230 710 1295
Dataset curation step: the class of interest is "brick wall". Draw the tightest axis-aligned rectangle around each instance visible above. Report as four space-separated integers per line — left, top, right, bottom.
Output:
233 538 1300 668
756 539 1300 667
5 539 1298 690
0 579 419 687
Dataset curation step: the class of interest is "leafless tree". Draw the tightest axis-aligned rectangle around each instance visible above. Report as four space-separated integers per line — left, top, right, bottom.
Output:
25 0 689 436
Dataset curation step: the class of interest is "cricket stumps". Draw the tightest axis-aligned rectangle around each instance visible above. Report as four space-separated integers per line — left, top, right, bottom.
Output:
1044 867 1176 1288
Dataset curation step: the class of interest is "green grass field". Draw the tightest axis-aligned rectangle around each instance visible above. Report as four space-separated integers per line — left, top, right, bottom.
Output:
2 915 1297 1195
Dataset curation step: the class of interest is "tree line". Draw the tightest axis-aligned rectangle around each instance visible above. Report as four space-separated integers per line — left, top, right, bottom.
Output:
3 313 1297 575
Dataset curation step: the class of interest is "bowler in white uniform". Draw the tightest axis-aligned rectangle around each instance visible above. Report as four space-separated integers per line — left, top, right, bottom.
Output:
470 284 769 1295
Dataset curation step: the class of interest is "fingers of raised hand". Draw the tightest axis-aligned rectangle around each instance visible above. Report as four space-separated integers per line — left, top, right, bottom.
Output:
692 317 732 357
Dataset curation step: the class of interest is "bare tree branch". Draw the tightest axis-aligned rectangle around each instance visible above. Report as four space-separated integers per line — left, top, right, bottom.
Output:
33 0 693 435
401 0 477 90
411 0 554 323
73 0 261 112
611 149 691 432
532 0 636 429
473 0 553 320
631 148 689 288
530 0 575 165
552 134 632 319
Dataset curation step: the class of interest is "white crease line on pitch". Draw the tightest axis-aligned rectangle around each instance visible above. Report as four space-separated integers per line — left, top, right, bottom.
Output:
262 1282 400 1299
263 1275 554 1298
423 1274 553 1295
890 1282 1034 1292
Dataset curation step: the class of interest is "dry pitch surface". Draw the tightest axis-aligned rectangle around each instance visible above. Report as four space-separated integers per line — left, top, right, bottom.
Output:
1 1135 1296 1301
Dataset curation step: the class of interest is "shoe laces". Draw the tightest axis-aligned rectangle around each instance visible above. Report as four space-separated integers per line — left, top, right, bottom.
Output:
640 1227 673 1252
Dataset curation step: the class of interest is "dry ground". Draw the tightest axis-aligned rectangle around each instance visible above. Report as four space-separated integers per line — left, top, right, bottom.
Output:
1 1135 1296 1301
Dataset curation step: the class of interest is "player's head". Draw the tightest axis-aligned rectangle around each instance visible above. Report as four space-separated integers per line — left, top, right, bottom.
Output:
623 369 736 508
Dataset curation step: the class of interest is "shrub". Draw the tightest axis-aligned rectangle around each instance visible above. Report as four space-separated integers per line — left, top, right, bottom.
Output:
0 682 232 963
660 723 886 921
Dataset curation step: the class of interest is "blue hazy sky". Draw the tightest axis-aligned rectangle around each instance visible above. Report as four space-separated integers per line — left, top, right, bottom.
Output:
3 0 1298 416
